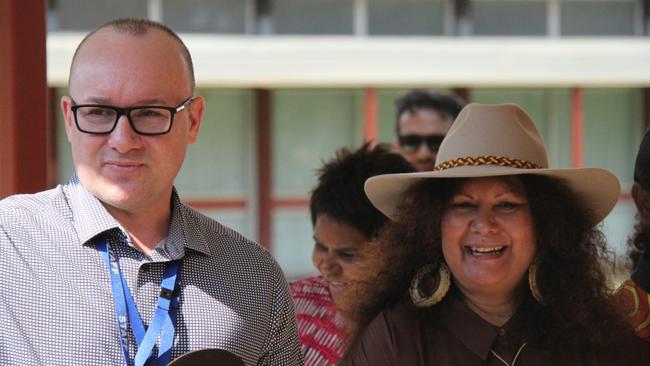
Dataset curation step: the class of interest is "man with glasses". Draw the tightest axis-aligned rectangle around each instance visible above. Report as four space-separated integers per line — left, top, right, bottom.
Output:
394 90 464 172
0 18 301 365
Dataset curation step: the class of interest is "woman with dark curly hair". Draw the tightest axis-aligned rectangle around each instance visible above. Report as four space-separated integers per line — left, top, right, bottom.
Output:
340 103 649 365
614 130 650 342
290 143 414 366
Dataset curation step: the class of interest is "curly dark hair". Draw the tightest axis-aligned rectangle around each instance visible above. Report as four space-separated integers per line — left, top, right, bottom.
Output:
629 130 650 267
309 143 415 238
394 89 464 135
349 174 635 359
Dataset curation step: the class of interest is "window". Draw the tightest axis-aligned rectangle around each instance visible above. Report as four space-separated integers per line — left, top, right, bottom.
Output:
272 0 355 35
162 0 249 34
472 0 547 36
49 0 148 31
368 0 446 36
561 0 637 36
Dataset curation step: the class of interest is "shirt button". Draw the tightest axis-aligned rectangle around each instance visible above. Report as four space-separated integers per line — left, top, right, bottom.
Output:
498 328 506 336
140 264 150 273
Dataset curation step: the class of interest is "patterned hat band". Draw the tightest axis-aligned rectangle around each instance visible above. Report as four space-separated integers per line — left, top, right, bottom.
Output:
433 155 543 171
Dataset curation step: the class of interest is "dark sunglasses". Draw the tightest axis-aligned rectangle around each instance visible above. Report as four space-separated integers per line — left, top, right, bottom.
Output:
398 134 446 153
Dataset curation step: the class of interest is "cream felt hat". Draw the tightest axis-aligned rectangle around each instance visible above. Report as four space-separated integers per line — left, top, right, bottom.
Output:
366 103 620 223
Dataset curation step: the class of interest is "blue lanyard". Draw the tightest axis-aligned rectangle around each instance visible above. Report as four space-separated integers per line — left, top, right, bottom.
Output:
98 240 181 366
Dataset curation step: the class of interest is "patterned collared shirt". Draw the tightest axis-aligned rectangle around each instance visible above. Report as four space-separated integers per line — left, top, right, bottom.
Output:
0 176 303 366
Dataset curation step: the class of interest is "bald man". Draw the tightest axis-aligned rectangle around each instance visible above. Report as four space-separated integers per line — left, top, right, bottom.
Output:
0 18 302 365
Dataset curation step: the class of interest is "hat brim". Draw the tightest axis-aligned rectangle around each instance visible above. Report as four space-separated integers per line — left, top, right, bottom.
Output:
365 166 620 224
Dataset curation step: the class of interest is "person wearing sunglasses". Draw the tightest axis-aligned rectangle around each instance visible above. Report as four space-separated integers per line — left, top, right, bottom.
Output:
394 90 464 172
0 18 301 365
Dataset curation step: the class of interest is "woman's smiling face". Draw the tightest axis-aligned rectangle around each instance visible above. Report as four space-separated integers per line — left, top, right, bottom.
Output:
312 214 369 311
441 176 536 299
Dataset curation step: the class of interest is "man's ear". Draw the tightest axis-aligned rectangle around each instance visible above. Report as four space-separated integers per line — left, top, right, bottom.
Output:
632 183 650 220
60 95 75 143
186 96 205 144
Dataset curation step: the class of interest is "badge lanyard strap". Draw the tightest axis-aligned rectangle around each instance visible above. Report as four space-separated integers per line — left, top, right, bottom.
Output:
98 240 181 366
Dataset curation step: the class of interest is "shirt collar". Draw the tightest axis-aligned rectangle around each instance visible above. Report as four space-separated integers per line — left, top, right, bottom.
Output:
445 293 499 360
63 174 213 257
64 174 121 245
172 194 212 256
444 291 534 361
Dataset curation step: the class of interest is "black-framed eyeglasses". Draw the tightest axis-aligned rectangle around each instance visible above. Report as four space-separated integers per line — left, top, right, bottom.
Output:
398 134 445 153
70 96 195 135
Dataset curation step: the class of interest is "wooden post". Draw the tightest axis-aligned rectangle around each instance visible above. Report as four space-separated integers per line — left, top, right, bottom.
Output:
364 88 378 143
0 0 48 198
570 88 584 168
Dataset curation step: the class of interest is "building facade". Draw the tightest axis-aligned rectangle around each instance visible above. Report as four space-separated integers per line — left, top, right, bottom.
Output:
46 0 650 278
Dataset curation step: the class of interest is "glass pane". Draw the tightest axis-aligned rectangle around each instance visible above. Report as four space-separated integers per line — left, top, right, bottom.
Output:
561 1 636 36
50 0 148 31
583 88 642 186
176 89 253 198
368 0 445 36
200 209 252 242
272 0 354 35
272 89 361 198
162 0 247 34
377 88 409 144
473 0 547 36
272 209 316 278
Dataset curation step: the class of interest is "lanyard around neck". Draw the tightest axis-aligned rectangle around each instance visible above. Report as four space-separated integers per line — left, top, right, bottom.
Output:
98 239 181 366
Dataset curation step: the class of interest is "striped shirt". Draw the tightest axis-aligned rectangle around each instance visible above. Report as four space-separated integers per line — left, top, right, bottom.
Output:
0 175 303 366
290 276 345 366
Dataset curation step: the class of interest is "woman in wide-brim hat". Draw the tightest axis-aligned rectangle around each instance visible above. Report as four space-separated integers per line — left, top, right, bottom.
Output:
340 103 649 365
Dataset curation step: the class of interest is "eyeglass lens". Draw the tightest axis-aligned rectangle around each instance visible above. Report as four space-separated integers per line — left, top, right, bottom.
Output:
76 106 172 134
399 134 445 153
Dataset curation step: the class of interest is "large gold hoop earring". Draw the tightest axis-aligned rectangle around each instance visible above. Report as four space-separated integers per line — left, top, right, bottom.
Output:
410 263 451 308
528 261 544 304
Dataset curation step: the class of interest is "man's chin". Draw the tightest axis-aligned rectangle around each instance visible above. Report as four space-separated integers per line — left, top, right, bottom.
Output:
91 183 145 212
99 195 140 213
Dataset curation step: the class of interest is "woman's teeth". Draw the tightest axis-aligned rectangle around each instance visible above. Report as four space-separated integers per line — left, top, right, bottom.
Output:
466 246 506 255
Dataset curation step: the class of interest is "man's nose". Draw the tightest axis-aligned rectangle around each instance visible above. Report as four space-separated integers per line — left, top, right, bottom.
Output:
415 142 434 158
107 115 142 152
